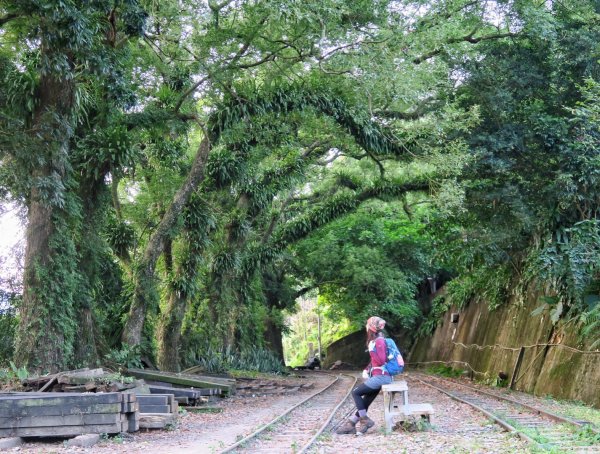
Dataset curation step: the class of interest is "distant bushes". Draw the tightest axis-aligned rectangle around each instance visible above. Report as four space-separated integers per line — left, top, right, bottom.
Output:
193 345 287 374
0 300 17 366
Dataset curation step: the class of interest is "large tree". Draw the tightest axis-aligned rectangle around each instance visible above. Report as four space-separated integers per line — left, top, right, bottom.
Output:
0 0 145 371
2 0 571 372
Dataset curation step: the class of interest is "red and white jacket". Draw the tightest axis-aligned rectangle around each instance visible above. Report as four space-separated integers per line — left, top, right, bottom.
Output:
364 336 388 377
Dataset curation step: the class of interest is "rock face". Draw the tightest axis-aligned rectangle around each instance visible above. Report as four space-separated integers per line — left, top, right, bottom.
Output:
410 288 600 408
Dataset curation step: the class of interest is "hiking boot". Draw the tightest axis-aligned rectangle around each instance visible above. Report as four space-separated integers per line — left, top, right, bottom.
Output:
356 416 375 434
335 419 356 434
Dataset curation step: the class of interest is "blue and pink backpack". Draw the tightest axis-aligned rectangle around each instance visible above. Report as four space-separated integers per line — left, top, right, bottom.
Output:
382 338 404 375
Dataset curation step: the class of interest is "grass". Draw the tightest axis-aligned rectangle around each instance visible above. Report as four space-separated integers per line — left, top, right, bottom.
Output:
502 413 599 450
499 413 553 444
98 433 125 444
553 401 600 427
573 425 600 444
229 369 268 379
317 431 332 442
426 364 465 378
478 375 509 388
397 416 434 432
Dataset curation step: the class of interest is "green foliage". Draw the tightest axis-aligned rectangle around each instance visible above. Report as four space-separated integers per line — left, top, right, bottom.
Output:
480 375 509 388
76 124 139 180
206 147 245 188
282 296 354 367
193 345 286 374
573 425 600 445
426 4 600 340
104 345 143 370
0 361 28 389
104 217 136 258
5 63 39 118
426 364 464 378
398 416 433 432
208 84 408 158
442 265 512 313
3 0 600 382
0 296 17 366
292 201 433 330
417 295 451 337
521 80 600 342
580 303 600 349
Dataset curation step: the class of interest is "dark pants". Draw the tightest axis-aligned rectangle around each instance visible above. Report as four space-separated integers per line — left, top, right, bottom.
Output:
352 382 381 415
352 374 392 416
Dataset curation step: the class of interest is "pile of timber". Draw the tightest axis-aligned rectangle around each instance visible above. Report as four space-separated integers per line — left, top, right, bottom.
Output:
22 366 218 407
126 368 235 397
147 383 211 406
137 394 178 429
235 378 314 396
0 392 139 438
23 368 138 393
6 366 230 433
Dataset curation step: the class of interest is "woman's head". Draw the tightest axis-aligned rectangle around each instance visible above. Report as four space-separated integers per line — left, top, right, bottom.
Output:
365 316 386 346
366 316 386 335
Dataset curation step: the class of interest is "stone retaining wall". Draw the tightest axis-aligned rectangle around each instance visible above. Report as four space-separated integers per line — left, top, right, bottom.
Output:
410 290 600 407
324 328 412 370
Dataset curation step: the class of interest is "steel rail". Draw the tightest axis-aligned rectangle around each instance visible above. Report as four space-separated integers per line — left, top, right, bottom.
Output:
219 372 351 453
420 373 599 433
298 372 357 454
412 375 540 447
413 372 600 451
414 377 600 434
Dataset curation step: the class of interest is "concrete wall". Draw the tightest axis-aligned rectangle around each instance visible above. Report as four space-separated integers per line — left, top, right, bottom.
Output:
410 290 600 407
323 330 369 369
324 329 412 370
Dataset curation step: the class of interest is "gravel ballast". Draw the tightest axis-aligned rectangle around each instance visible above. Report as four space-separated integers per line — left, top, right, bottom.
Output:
5 372 553 453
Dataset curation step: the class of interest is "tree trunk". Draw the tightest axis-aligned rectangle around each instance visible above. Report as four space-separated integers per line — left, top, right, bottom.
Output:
14 69 76 372
71 181 107 367
263 316 284 362
156 291 187 371
74 306 99 366
15 190 64 371
122 138 210 346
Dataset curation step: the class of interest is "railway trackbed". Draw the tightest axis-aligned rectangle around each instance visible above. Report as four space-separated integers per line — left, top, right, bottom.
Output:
413 373 600 453
220 372 357 454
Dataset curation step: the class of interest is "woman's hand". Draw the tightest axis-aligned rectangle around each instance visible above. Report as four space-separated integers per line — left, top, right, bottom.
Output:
362 369 369 379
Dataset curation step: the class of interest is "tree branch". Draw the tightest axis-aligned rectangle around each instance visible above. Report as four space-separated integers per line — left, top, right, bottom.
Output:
174 76 209 112
0 13 18 26
294 285 316 299
375 98 442 120
413 31 516 64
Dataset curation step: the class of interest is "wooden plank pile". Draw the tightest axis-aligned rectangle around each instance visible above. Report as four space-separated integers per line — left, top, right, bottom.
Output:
235 378 314 396
137 394 178 429
23 368 138 393
138 394 178 414
0 366 235 438
146 384 212 406
0 392 139 438
126 368 235 397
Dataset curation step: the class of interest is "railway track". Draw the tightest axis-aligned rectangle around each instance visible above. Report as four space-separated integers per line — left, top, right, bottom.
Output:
413 372 600 453
220 372 357 454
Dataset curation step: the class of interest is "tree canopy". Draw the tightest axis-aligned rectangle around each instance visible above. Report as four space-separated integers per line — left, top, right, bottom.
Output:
1 0 599 372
